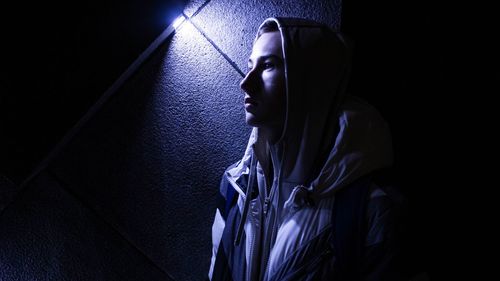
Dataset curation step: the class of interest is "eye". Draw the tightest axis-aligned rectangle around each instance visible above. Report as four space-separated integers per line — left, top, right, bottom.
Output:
263 62 275 69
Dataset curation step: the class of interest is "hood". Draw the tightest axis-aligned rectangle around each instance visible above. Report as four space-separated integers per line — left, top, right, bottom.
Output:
230 17 393 209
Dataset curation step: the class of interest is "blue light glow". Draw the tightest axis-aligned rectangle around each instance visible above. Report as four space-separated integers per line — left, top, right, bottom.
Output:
172 15 186 30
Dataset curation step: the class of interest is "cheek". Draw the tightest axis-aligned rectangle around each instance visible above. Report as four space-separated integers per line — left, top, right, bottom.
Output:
266 74 285 106
263 72 285 92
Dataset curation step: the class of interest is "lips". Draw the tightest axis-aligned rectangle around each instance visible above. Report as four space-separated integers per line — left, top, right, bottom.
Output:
244 97 258 106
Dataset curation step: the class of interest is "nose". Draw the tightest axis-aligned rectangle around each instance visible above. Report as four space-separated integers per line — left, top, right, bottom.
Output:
240 68 258 95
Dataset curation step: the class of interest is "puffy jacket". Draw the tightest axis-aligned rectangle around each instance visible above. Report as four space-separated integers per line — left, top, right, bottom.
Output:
209 165 406 281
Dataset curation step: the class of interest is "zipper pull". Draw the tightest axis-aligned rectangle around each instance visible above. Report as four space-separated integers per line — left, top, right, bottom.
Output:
263 197 270 216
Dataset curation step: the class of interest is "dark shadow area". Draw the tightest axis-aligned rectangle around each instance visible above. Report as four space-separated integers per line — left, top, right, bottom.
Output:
341 0 444 279
1 0 187 184
342 1 497 279
0 174 17 213
0 171 174 280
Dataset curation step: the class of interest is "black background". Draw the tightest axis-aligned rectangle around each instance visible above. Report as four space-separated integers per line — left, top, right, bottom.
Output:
342 1 497 279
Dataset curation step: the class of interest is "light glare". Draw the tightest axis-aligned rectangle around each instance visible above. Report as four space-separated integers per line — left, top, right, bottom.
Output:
172 15 186 30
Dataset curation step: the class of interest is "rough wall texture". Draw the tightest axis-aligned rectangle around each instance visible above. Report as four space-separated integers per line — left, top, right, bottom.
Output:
0 1 341 280
0 172 170 281
190 0 342 73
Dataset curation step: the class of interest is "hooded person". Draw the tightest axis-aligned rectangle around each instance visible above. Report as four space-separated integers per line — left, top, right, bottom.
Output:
208 17 406 281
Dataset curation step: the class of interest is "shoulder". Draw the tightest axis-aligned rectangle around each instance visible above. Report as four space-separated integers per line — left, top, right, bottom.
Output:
219 160 241 195
216 161 244 219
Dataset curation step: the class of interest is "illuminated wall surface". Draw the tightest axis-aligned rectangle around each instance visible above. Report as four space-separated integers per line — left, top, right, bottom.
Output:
0 0 342 280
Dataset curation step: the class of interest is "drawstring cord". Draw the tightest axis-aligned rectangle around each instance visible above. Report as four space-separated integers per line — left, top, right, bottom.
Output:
234 152 257 246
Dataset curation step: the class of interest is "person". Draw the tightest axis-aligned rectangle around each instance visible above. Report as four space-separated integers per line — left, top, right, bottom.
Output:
208 17 408 281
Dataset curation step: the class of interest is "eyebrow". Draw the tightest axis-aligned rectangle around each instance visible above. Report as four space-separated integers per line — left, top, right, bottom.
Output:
248 55 283 65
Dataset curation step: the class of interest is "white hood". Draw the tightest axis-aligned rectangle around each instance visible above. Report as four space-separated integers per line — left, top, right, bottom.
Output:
228 17 393 207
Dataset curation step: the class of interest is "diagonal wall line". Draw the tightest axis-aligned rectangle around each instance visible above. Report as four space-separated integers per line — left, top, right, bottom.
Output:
47 170 178 281
18 20 179 191
0 11 183 219
184 10 245 78
0 1 238 278
190 0 212 19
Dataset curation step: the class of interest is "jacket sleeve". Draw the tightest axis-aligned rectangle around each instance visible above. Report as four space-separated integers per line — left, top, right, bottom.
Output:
208 207 226 280
362 186 408 281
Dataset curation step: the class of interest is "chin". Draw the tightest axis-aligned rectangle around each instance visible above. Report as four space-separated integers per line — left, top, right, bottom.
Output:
245 113 261 127
245 119 257 127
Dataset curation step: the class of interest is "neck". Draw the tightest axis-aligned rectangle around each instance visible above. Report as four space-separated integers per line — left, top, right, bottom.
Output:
254 128 285 186
259 125 282 145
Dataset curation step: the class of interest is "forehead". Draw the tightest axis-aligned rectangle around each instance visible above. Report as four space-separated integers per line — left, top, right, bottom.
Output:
249 31 283 61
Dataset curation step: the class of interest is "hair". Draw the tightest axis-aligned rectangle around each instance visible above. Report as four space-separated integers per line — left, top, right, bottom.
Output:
256 20 279 39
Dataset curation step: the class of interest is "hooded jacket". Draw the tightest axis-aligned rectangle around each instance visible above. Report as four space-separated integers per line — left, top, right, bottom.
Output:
208 17 403 281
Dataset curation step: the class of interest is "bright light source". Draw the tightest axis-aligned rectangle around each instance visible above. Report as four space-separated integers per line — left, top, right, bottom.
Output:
172 15 186 30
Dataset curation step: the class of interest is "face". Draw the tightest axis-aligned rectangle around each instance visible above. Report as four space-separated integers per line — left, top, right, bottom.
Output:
240 31 286 133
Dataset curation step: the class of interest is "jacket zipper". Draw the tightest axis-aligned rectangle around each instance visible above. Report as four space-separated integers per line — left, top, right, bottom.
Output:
261 145 284 280
247 207 258 281
260 185 275 280
225 172 256 281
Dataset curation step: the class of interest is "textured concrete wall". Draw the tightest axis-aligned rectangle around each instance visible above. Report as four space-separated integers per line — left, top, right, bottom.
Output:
0 1 341 280
186 0 341 72
0 172 169 280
